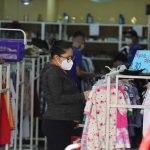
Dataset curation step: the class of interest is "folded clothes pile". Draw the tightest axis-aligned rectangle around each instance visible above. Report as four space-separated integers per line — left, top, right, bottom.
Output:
25 45 50 58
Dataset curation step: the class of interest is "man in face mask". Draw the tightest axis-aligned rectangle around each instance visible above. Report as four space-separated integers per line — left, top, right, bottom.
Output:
67 31 94 92
124 29 141 64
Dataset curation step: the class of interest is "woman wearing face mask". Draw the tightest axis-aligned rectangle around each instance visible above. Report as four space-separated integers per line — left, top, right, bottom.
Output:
124 29 141 64
41 40 89 150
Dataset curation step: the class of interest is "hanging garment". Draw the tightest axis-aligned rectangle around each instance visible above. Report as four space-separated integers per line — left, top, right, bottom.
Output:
116 128 130 148
81 86 130 150
0 94 11 144
0 92 1 128
24 70 31 116
124 84 142 137
22 116 30 139
123 91 132 112
10 79 16 146
143 86 150 137
22 69 31 139
9 99 15 129
3 83 15 130
11 72 17 91
34 80 41 118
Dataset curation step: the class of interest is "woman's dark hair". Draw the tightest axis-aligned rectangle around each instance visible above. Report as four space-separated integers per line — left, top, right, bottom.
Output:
123 29 138 39
50 40 72 58
113 52 127 63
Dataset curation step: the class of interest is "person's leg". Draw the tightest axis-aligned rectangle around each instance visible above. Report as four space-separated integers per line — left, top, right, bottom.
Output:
59 121 75 149
42 119 74 150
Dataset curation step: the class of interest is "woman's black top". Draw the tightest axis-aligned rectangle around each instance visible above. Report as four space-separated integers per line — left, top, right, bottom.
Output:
41 63 85 121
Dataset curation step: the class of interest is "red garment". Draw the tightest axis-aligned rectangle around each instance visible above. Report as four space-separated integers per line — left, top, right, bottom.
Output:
2 83 14 129
71 136 81 150
0 94 11 144
9 97 15 129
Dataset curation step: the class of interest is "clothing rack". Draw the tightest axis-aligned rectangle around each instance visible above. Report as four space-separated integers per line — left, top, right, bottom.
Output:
21 55 50 150
0 28 26 150
0 56 49 150
0 62 25 150
0 57 49 150
0 28 27 45
0 28 51 150
105 74 150 150
35 55 50 150
11 61 25 150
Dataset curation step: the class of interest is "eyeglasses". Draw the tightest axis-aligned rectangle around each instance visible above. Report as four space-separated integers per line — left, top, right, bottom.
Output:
60 56 75 62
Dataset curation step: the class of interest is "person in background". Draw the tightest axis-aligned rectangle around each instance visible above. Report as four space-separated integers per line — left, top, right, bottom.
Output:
124 29 141 65
113 52 128 68
41 40 89 150
68 31 94 92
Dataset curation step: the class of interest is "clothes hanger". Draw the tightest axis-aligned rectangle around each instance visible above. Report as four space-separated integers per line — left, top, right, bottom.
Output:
105 65 127 79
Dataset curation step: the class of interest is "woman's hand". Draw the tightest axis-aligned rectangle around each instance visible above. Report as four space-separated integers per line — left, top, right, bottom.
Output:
83 91 90 100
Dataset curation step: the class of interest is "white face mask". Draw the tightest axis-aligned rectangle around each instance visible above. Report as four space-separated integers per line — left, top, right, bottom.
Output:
60 59 73 70
125 38 132 45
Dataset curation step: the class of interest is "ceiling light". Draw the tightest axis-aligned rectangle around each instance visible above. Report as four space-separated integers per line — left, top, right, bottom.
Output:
91 0 112 2
21 0 31 5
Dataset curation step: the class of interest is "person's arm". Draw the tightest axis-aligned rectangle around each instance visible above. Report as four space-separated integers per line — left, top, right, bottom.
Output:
76 66 94 78
45 69 85 105
74 50 94 78
131 44 141 56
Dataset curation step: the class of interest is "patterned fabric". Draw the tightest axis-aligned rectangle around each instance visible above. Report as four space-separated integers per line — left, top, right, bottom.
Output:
81 86 130 150
116 128 130 148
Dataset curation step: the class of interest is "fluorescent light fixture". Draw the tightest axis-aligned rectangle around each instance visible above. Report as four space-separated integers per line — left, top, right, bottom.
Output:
21 0 31 5
91 0 112 2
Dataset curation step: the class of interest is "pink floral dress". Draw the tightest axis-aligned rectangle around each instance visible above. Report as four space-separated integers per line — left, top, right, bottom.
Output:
81 86 130 150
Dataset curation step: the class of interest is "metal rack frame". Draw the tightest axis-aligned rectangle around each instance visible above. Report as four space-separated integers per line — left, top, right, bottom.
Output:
105 74 150 150
0 28 26 150
22 55 50 150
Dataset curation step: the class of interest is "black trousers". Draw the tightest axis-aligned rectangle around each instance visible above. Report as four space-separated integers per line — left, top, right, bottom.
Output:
42 119 75 150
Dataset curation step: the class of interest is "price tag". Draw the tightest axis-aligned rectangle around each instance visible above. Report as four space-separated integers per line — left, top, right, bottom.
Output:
130 50 150 73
